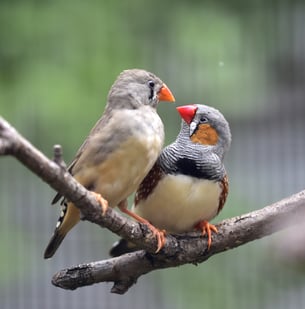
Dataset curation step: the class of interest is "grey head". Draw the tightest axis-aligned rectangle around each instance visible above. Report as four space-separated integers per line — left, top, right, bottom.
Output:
106 69 175 111
177 104 232 161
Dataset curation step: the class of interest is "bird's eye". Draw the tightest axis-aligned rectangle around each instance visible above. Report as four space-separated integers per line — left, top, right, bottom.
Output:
200 116 208 123
148 80 155 88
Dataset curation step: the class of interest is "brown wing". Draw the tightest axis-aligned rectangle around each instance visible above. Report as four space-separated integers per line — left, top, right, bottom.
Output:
217 174 229 214
134 162 164 206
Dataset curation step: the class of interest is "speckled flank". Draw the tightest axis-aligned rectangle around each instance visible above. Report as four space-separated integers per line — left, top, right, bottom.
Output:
134 163 164 205
218 174 229 214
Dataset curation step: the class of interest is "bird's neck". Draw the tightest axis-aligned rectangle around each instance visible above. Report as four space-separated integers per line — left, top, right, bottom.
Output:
177 122 227 161
106 94 141 111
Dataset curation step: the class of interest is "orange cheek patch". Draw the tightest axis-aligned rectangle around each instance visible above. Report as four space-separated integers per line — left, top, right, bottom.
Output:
191 124 218 145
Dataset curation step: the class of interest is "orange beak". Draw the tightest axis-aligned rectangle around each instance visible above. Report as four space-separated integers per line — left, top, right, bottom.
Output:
176 105 197 124
157 84 175 102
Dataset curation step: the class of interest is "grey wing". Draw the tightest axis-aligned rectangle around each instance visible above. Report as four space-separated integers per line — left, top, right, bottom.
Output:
51 109 135 204
51 114 109 205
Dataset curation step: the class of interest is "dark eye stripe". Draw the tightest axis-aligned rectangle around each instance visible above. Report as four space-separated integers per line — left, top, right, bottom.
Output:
148 80 155 100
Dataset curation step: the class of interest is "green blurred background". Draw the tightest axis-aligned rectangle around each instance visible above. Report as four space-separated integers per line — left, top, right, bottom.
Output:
1 0 305 308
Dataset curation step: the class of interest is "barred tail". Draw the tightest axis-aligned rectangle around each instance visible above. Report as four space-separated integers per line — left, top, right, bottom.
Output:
44 202 80 259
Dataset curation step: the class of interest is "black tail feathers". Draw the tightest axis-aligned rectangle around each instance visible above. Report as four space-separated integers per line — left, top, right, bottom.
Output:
109 239 138 257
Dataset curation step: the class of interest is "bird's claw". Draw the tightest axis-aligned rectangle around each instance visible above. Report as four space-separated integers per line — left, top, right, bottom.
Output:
91 191 109 215
195 220 218 250
145 223 166 253
151 227 166 253
118 204 166 253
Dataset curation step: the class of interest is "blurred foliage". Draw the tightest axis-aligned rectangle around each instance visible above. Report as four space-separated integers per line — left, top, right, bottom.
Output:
0 0 289 153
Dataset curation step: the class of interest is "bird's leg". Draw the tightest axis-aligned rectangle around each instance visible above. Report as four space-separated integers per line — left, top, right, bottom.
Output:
194 220 218 250
90 192 109 215
118 200 166 253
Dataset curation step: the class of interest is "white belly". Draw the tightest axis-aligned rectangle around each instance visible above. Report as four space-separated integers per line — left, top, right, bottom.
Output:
133 174 221 232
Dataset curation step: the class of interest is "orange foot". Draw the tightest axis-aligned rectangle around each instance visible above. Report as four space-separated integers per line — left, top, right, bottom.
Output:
195 220 218 250
141 220 166 253
91 191 109 215
118 201 166 253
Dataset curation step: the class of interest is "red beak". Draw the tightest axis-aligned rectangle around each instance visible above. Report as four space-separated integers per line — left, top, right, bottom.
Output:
176 105 197 124
157 83 175 102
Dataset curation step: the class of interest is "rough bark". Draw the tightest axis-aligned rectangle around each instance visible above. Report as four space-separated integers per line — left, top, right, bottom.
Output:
1 116 305 294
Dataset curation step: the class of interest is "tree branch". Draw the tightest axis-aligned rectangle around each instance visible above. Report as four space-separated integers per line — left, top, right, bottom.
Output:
52 190 305 293
0 116 167 253
1 116 305 294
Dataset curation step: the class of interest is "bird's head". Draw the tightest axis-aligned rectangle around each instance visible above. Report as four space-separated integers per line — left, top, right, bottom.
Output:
176 104 231 159
107 69 175 110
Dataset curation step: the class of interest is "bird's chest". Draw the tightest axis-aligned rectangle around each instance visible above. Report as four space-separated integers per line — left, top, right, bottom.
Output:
95 127 163 206
134 174 222 232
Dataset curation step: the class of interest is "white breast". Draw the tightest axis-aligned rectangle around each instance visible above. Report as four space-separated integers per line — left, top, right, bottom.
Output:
133 174 221 232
